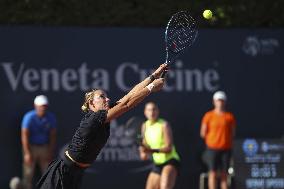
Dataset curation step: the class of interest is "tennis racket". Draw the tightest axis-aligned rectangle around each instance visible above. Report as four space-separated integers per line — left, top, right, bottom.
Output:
162 11 198 77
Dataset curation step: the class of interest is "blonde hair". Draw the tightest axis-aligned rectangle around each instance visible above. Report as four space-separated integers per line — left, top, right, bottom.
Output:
81 89 98 112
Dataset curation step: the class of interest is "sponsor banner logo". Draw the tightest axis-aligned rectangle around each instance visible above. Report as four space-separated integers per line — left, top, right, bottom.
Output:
1 60 220 93
242 36 279 57
243 139 259 156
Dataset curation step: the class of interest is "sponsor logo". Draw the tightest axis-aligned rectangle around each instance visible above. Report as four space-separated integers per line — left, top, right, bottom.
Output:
243 139 258 156
96 120 140 162
242 36 279 57
87 119 152 174
261 141 284 153
261 142 269 153
1 61 220 93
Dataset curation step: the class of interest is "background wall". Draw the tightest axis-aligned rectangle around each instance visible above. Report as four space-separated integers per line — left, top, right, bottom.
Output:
0 27 283 189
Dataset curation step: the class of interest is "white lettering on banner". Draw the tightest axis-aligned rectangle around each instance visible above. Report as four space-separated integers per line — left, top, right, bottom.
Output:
61 69 78 91
204 69 219 91
1 61 220 92
91 69 109 90
96 146 140 162
23 69 40 91
96 120 141 162
1 62 25 91
115 62 139 91
1 62 109 92
41 69 60 91
246 179 284 189
162 60 219 92
116 60 220 92
185 69 202 91
78 63 89 91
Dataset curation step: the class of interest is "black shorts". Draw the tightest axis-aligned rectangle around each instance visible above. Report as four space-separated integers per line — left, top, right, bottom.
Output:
203 148 231 171
151 158 180 175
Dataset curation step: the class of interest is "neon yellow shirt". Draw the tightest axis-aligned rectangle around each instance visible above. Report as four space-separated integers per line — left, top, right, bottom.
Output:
144 118 180 165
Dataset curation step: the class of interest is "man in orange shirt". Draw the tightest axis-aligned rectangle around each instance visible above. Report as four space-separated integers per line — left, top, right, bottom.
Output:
200 91 236 189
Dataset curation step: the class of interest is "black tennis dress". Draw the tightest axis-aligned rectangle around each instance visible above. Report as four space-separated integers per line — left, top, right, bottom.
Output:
37 110 110 189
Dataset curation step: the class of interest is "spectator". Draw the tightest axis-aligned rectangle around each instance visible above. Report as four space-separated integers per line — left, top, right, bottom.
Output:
200 91 236 189
139 102 180 189
21 95 56 189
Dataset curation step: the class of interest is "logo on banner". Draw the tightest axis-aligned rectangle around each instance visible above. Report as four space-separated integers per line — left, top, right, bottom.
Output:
243 139 258 156
261 141 284 153
97 120 141 162
242 36 279 57
1 61 221 93
87 119 152 174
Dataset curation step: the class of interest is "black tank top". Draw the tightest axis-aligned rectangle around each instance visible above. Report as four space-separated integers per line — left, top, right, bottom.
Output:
67 110 110 164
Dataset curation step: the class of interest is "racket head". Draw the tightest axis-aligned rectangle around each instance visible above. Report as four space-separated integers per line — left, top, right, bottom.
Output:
165 11 198 64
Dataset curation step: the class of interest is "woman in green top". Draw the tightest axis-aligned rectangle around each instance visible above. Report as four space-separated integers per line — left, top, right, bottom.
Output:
139 102 180 189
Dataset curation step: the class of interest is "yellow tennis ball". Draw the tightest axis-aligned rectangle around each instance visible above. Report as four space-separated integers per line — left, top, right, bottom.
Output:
203 10 213 19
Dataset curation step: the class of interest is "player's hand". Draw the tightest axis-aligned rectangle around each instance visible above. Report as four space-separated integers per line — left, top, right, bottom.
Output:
152 78 165 92
139 146 149 160
24 153 33 165
152 63 169 78
140 145 151 153
141 146 160 154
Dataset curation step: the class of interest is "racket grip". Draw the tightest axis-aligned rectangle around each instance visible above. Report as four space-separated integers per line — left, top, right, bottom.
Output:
161 70 167 78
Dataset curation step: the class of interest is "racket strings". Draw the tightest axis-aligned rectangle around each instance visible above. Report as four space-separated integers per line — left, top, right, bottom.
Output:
165 11 198 53
168 21 196 49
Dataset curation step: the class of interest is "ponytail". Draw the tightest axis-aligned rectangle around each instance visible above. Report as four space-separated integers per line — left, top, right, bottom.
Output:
81 102 89 112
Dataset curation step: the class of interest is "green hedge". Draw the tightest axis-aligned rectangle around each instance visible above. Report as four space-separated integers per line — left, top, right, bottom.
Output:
0 0 283 27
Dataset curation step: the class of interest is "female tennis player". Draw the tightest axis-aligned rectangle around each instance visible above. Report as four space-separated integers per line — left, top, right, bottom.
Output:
37 64 168 189
139 102 180 189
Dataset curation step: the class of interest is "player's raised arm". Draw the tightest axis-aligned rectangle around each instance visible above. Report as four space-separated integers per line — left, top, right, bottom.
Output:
105 64 168 123
116 63 168 104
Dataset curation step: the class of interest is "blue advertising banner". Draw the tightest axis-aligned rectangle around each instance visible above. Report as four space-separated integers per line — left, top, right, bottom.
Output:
234 139 284 189
0 27 283 189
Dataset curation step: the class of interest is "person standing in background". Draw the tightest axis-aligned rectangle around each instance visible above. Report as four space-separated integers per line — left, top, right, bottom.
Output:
139 102 180 189
200 91 236 189
21 95 56 189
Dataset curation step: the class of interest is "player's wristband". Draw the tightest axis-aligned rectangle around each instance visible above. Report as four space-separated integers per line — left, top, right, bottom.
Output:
146 83 155 92
149 74 156 82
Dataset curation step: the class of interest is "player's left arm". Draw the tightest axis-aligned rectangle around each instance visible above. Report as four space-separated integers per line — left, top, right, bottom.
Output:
158 121 173 153
106 78 165 123
139 123 150 160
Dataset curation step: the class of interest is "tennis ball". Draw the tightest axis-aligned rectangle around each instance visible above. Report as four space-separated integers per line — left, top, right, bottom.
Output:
203 10 213 19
